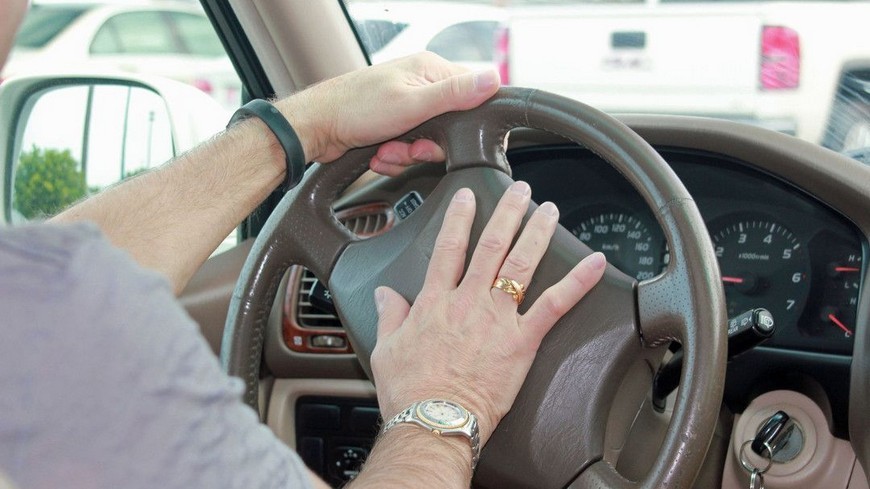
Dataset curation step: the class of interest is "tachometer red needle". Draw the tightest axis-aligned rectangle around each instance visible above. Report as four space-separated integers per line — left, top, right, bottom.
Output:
722 276 744 284
828 314 854 336
835 267 860 273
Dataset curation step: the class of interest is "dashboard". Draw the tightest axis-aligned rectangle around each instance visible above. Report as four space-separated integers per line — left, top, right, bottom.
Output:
509 145 865 356
251 121 870 486
247 118 870 483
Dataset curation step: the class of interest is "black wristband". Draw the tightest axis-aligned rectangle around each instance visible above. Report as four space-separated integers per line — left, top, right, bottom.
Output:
227 99 306 192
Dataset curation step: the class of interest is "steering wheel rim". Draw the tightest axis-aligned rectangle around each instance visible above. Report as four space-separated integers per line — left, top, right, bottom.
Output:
221 87 727 488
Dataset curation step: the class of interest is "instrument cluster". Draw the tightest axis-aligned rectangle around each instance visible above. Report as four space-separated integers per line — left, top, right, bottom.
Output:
509 146 865 355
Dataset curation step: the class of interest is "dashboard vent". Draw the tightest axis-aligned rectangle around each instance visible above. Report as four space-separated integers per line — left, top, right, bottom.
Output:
336 203 395 239
294 202 396 329
296 268 342 328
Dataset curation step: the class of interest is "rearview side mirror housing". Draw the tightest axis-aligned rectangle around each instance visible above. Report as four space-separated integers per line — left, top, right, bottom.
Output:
0 74 229 224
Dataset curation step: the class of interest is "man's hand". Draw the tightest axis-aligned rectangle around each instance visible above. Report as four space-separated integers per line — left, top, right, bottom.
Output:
370 183 607 446
277 52 499 173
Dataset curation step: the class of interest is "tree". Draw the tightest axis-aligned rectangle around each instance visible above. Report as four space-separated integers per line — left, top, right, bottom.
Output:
13 146 87 220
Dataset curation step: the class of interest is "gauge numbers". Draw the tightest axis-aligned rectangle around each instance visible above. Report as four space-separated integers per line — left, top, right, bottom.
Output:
711 218 811 327
569 211 666 281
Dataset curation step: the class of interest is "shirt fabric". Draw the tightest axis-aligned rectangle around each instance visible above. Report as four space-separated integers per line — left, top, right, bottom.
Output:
0 222 314 489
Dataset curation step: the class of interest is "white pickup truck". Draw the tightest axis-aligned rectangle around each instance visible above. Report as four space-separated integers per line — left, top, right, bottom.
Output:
499 0 870 152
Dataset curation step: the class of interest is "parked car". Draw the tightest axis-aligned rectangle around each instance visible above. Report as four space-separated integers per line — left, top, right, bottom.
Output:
348 1 504 72
498 0 870 152
3 0 241 110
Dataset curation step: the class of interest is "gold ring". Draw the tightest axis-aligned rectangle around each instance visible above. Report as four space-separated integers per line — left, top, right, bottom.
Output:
492 277 526 305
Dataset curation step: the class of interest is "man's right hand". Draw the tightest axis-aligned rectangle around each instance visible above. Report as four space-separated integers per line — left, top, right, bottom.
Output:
370 183 607 447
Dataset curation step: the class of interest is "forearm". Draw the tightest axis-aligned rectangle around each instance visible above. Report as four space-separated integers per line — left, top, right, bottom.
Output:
348 427 472 489
50 98 313 295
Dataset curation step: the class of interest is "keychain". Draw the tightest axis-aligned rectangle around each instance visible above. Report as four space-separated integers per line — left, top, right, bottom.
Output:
740 439 772 489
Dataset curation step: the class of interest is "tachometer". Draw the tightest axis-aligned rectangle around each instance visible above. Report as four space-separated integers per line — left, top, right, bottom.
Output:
568 209 667 280
710 217 812 327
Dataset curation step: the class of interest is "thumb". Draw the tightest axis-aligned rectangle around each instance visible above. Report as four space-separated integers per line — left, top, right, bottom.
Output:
375 286 411 340
420 69 500 115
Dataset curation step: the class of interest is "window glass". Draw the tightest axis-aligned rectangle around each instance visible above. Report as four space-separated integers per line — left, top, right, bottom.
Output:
95 12 177 55
89 22 121 54
343 0 870 154
7 3 244 254
170 12 226 57
13 5 90 49
353 19 409 54
426 21 499 62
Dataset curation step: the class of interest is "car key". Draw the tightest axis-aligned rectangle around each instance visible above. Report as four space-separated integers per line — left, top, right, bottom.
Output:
752 410 794 458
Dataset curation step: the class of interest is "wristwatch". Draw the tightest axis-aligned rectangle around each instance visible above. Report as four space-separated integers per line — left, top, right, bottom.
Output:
381 399 481 470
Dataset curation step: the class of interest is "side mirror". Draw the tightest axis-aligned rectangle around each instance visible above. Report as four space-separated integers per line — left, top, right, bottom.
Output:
0 74 229 223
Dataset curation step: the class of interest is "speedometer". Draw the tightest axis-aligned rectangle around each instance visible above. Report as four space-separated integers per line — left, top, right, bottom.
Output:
568 210 667 280
710 217 812 326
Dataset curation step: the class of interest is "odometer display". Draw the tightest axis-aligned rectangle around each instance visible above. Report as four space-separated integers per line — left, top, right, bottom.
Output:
711 217 812 328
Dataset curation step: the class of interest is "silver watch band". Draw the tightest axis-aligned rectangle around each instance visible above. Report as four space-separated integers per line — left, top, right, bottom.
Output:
382 401 481 471
381 404 416 432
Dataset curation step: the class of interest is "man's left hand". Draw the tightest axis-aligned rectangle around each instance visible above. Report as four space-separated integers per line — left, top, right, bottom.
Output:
276 52 500 174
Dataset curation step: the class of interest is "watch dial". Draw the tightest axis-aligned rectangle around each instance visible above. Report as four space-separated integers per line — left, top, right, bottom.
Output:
419 400 467 429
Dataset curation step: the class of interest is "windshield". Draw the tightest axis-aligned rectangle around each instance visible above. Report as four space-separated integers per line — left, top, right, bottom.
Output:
343 0 870 156
14 4 91 49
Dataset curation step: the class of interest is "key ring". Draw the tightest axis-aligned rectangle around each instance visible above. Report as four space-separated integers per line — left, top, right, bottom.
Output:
749 470 764 489
740 439 773 475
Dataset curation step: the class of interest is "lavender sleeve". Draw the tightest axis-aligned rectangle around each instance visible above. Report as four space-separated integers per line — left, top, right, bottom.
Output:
0 223 315 489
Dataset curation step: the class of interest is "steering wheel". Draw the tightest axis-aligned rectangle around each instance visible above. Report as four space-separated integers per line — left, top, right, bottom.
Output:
221 88 727 488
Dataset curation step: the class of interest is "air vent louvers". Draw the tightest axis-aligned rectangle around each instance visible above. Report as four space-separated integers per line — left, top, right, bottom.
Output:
338 205 393 239
296 268 342 328
295 203 395 329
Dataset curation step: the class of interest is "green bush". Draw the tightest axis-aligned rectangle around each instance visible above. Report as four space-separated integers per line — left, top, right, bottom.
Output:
14 146 87 220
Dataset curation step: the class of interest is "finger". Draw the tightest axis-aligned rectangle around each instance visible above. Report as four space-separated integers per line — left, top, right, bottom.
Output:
521 252 607 342
375 286 411 341
369 140 446 176
409 139 446 162
416 69 500 118
462 181 532 289
491 202 560 307
424 188 476 288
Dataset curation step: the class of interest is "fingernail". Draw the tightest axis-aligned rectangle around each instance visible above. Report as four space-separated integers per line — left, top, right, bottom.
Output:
538 201 558 218
453 188 474 202
473 69 499 93
588 252 607 270
374 287 386 314
414 151 433 162
509 181 531 196
379 152 400 165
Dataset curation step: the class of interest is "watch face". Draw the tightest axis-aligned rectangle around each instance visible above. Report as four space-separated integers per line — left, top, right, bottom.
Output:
417 400 468 429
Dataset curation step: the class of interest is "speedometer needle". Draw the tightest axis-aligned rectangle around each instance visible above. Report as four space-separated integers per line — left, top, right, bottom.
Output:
828 313 854 336
722 276 745 284
834 267 860 273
